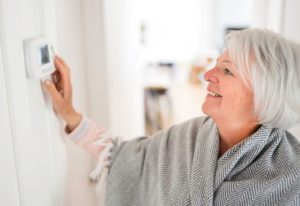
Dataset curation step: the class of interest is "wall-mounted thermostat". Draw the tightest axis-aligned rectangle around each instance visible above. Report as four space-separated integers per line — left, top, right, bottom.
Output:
23 37 55 79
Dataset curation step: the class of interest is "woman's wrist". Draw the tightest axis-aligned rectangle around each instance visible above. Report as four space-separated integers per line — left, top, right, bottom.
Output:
63 110 83 132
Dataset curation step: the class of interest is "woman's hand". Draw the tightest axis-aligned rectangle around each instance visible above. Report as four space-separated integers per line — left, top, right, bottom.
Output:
44 55 82 132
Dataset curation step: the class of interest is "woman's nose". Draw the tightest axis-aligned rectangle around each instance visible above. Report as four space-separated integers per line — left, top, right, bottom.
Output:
204 67 218 83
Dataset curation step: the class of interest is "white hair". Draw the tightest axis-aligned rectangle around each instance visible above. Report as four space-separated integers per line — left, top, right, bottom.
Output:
225 28 300 129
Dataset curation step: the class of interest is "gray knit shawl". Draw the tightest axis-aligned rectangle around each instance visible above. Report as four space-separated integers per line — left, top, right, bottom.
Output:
106 117 300 205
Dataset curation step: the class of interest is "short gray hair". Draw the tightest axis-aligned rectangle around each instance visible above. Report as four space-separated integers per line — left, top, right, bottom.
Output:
225 28 300 129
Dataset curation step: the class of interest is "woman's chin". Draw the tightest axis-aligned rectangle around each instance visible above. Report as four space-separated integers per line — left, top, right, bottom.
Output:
201 105 209 115
201 102 219 117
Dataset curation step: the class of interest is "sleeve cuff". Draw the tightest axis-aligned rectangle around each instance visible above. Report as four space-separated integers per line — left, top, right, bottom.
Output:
65 115 91 142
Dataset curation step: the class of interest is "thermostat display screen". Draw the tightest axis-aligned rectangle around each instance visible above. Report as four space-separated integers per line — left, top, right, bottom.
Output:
24 37 55 79
40 45 50 65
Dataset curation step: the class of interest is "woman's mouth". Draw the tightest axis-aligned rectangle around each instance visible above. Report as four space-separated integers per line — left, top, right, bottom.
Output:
207 90 222 97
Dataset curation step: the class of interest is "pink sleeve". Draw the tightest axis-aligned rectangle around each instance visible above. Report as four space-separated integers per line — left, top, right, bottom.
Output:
65 115 113 160
65 115 123 195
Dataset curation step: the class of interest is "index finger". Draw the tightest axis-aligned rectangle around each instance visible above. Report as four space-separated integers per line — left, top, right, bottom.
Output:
55 55 69 69
54 57 71 94
54 57 69 78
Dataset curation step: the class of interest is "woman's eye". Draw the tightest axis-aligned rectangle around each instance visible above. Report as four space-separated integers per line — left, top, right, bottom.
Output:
223 68 233 76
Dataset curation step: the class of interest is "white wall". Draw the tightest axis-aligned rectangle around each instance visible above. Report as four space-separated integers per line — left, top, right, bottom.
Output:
282 0 300 42
0 0 98 205
216 0 254 48
282 0 300 137
0 0 67 205
137 0 216 62
0 35 20 205
55 0 97 205
82 0 109 128
252 0 285 32
102 0 145 139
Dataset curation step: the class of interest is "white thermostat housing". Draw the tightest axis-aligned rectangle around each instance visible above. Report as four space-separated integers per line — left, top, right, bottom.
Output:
23 37 55 79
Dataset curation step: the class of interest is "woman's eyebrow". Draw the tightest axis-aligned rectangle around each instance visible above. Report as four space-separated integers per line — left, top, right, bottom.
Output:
216 58 232 65
221 60 232 64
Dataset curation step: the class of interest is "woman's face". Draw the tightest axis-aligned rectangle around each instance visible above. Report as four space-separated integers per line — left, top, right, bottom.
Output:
202 51 257 124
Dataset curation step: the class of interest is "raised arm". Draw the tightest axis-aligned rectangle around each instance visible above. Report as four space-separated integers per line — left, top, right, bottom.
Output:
43 55 82 132
43 55 117 182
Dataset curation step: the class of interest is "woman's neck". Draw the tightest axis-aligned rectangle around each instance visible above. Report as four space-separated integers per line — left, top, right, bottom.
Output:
215 118 260 157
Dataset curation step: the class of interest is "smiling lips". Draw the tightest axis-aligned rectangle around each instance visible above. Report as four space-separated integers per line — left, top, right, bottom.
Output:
207 90 222 97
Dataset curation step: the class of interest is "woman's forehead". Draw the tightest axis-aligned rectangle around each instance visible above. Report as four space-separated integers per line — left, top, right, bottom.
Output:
217 51 234 65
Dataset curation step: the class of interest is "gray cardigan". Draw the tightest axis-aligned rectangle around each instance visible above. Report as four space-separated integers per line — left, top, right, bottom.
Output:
106 116 300 205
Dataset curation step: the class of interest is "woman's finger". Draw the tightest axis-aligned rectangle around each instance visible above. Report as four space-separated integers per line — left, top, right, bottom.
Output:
55 55 70 72
54 57 71 94
51 71 61 83
54 57 68 80
44 80 62 103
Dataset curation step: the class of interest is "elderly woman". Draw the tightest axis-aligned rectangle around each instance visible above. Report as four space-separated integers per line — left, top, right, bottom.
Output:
45 28 300 205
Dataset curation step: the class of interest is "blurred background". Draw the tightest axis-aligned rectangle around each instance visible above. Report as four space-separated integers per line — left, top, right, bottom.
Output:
1 0 300 205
